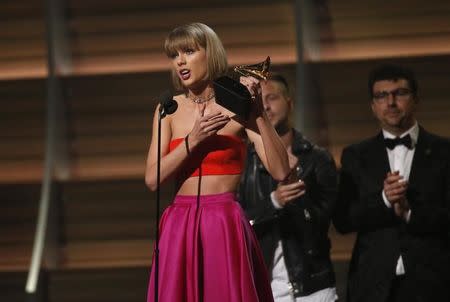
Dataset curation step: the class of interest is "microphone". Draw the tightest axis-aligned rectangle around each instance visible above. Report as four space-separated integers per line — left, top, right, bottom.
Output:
159 91 178 118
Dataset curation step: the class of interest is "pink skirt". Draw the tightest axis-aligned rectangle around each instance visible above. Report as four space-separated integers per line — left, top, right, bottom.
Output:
147 192 274 302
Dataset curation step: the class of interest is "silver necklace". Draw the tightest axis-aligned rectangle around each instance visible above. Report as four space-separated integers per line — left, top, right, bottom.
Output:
189 92 215 104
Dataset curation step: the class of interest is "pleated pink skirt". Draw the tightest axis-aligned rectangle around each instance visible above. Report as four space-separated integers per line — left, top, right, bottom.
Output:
147 192 274 302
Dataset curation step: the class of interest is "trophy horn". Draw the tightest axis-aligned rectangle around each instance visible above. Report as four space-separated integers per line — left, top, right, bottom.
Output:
233 56 271 80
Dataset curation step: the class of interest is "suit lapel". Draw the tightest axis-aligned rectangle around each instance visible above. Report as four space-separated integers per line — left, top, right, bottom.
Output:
364 132 391 186
408 126 432 190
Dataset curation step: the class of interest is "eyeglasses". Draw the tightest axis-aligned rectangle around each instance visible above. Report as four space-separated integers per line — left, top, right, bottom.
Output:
372 88 412 102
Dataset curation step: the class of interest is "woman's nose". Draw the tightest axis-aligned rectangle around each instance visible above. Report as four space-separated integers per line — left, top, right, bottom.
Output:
176 54 186 66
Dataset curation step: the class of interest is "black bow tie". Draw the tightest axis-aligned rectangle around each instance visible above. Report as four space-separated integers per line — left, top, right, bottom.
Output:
384 134 413 149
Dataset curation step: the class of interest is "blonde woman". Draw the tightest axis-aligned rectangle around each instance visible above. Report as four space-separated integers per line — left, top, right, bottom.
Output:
145 23 289 302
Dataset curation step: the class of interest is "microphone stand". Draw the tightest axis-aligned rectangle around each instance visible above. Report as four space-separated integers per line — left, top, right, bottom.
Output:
154 105 166 302
152 93 177 302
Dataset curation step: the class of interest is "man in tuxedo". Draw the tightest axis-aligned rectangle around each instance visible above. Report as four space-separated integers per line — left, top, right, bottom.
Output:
333 64 450 302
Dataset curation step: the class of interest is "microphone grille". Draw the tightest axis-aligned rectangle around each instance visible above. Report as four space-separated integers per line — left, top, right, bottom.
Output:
159 90 172 103
159 90 178 115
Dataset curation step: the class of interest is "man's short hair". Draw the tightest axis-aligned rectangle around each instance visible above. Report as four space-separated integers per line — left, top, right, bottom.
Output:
368 64 418 98
267 73 290 97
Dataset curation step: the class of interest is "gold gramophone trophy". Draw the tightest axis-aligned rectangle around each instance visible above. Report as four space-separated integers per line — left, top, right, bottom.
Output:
213 56 271 119
233 56 271 80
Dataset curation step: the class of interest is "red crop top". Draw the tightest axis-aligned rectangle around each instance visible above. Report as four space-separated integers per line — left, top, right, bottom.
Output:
169 135 246 177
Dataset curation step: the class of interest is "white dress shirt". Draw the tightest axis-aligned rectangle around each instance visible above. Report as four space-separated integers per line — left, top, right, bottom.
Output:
381 122 419 275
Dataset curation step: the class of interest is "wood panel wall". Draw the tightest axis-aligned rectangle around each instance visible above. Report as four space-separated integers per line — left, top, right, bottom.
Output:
66 0 297 76
0 0 46 80
0 184 40 271
314 0 450 61
1 1 449 299
0 79 46 183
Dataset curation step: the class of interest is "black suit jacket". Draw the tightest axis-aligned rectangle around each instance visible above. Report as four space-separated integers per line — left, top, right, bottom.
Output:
333 126 450 302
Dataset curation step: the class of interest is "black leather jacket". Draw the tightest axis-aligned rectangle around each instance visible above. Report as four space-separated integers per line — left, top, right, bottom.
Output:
238 130 337 297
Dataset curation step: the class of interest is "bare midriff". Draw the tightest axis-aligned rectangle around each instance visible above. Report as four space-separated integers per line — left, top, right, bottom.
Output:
176 174 241 195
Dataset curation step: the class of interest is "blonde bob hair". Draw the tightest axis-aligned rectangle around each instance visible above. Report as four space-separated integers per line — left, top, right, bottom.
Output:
164 23 228 91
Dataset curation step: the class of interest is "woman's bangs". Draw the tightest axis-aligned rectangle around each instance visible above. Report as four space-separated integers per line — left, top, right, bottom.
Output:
164 34 199 57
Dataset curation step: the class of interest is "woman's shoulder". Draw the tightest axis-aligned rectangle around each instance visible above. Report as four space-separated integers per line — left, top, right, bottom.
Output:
171 93 191 112
173 93 187 102
167 94 193 136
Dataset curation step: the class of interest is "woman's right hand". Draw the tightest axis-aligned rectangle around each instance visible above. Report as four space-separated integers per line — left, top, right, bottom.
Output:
187 103 230 150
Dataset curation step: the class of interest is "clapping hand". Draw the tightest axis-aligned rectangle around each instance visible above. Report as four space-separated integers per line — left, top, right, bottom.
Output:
384 171 410 220
273 180 306 207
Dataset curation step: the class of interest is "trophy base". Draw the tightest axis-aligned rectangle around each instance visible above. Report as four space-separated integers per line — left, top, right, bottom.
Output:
213 76 251 120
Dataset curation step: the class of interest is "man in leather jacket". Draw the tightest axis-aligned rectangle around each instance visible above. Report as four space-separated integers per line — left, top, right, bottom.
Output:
238 74 338 301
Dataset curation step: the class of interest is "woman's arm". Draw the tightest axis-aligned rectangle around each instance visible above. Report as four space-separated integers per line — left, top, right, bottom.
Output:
145 103 230 191
245 112 290 182
145 104 188 191
242 77 290 182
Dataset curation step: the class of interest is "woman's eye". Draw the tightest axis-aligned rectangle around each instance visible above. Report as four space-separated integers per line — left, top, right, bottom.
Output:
185 49 194 55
